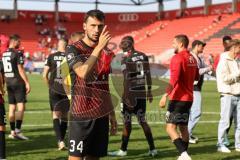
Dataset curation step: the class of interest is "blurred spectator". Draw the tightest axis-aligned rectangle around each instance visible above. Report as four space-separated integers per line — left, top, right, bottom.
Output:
24 57 34 74
59 15 68 23
55 24 67 39
35 14 44 25
33 51 45 61
213 14 222 24
38 38 48 48
1 14 10 23
39 28 51 36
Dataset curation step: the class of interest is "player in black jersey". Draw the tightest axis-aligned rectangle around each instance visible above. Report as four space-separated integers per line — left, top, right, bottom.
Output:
0 58 6 159
43 38 70 150
2 34 30 140
109 36 157 157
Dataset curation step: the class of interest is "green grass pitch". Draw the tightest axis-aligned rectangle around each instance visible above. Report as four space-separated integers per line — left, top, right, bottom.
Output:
4 74 240 160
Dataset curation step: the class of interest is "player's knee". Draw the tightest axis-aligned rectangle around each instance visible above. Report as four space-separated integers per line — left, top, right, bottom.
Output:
53 111 61 118
0 125 5 131
166 124 175 133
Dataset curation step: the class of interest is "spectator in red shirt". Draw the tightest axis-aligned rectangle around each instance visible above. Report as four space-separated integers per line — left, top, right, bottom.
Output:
159 34 199 160
0 34 9 56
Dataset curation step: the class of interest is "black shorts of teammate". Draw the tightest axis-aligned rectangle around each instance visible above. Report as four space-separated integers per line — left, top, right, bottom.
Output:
68 116 109 157
49 89 70 112
166 100 192 125
7 84 26 104
121 98 146 122
0 103 6 126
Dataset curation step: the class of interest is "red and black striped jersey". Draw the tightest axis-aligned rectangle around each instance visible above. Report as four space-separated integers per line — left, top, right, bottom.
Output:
66 40 114 120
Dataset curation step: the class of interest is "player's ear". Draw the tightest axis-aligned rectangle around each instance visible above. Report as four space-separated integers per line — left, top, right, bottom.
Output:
83 23 87 31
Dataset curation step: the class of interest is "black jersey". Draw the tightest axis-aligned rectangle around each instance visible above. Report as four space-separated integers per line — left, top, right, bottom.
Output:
121 51 152 104
45 51 66 94
2 48 25 86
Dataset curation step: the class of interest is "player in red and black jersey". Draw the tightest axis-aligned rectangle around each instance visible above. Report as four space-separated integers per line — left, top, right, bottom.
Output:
66 10 117 160
108 36 157 157
159 35 199 160
43 38 69 150
2 34 30 140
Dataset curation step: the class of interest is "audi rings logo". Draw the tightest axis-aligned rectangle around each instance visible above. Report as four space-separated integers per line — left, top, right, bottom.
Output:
118 13 139 22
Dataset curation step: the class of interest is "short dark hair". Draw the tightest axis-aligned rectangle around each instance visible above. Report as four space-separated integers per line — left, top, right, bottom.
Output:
70 31 84 38
175 34 189 48
227 39 240 49
192 40 206 49
10 34 20 41
222 35 232 43
119 36 134 52
59 37 68 45
84 10 105 23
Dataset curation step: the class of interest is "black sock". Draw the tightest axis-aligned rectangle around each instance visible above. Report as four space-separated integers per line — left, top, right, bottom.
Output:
16 120 22 130
53 119 62 142
0 131 6 159
120 135 130 151
173 138 186 154
10 122 15 131
60 120 67 141
120 122 132 152
182 140 189 151
141 123 155 150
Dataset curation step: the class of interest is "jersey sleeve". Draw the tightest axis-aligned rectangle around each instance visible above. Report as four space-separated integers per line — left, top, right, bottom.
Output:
66 45 84 70
0 60 4 74
17 52 24 65
45 55 52 67
144 55 152 90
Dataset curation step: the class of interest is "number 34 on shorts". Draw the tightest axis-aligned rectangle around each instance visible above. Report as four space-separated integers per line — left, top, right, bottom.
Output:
69 140 83 153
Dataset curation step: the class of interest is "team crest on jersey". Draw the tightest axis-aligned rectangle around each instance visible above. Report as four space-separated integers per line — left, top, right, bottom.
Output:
189 56 195 64
67 53 74 61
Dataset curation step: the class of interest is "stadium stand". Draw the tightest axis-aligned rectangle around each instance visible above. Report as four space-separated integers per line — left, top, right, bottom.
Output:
0 11 240 65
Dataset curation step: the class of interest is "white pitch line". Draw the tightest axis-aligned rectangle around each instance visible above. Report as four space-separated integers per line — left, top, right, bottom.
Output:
18 111 220 115
20 121 220 127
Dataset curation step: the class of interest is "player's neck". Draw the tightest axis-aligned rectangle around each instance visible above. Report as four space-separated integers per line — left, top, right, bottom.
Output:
57 47 65 53
178 47 186 53
82 37 97 48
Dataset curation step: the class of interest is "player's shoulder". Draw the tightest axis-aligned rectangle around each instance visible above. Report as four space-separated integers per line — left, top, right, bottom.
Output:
134 50 146 56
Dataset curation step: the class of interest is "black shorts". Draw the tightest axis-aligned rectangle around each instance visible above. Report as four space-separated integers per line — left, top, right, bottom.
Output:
166 100 192 125
68 116 109 157
121 98 146 122
0 103 6 126
49 90 70 112
7 84 26 104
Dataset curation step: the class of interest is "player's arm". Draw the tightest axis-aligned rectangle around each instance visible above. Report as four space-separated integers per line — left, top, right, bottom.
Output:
109 110 117 135
18 64 31 94
0 73 4 95
199 59 212 75
217 59 240 84
145 56 153 103
159 56 182 108
17 53 31 94
70 26 111 79
166 56 182 96
61 59 71 99
42 66 50 88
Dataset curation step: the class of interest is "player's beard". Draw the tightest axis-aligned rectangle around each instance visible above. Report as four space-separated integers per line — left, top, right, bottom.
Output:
15 44 20 49
174 47 178 54
87 33 99 43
